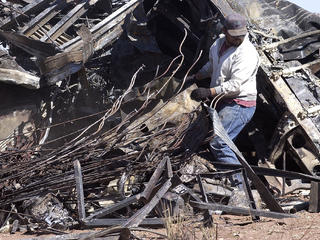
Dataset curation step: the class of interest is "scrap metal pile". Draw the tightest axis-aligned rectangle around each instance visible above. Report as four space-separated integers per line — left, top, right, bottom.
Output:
1 0 320 239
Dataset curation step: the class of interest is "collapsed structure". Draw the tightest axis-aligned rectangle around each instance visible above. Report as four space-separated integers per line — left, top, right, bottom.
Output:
1 0 320 238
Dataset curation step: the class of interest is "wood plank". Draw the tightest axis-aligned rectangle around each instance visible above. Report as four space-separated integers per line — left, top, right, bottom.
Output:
241 169 260 220
21 0 66 37
0 68 40 89
40 0 92 42
0 30 60 58
196 175 213 225
61 0 140 51
123 179 171 228
85 194 141 221
74 160 86 221
40 50 83 74
84 218 164 227
0 0 53 30
140 157 167 202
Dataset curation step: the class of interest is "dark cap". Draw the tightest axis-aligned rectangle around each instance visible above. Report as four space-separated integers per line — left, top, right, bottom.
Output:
223 13 247 37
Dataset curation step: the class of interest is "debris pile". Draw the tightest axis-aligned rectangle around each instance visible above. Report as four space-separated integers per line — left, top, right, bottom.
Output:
1 0 320 239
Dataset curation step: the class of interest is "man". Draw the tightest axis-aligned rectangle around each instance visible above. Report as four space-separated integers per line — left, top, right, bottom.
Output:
189 13 260 185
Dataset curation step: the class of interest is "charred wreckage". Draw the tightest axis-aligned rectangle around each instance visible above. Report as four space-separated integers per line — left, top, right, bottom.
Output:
0 0 320 239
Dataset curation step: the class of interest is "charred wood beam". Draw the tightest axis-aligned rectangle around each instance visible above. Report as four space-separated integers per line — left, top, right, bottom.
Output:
281 59 320 77
167 158 173 179
140 157 167 202
263 30 320 50
123 179 171 228
0 0 53 30
83 218 164 227
179 184 203 202
0 68 40 89
0 30 60 58
258 161 285 195
21 0 67 37
196 175 213 226
199 169 243 179
74 160 86 222
76 25 93 63
241 169 259 220
40 0 93 43
0 29 90 86
93 24 123 51
191 201 295 219
85 194 141 221
39 50 83 85
23 231 119 240
61 0 141 51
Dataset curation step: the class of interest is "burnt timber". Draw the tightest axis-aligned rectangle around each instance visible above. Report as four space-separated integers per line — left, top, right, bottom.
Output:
1 0 320 238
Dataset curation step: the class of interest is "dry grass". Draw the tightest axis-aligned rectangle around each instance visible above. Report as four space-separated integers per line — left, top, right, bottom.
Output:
164 212 218 240
165 214 195 240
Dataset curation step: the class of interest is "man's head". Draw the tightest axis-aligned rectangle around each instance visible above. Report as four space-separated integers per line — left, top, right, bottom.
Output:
223 13 247 46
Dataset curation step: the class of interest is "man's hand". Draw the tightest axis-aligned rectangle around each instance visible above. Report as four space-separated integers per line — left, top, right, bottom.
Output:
190 88 212 100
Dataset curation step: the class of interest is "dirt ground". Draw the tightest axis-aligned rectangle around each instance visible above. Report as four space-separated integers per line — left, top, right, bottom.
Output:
1 211 320 240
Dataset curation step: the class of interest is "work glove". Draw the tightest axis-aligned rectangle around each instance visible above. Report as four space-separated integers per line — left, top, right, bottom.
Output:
190 87 212 101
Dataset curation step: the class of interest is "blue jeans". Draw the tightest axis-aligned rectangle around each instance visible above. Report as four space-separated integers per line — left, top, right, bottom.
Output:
209 102 255 184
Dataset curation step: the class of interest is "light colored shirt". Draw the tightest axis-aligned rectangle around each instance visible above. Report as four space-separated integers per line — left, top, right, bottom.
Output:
197 34 260 101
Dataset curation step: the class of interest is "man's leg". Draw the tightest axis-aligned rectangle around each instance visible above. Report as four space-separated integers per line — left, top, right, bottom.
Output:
209 102 255 185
